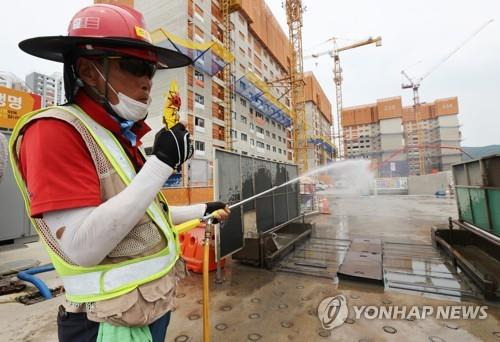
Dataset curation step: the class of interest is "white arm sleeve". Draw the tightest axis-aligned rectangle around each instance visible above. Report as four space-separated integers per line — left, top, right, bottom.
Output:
43 155 173 266
170 204 207 225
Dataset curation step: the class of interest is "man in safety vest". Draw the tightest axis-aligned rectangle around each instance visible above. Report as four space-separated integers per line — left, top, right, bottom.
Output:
11 4 229 341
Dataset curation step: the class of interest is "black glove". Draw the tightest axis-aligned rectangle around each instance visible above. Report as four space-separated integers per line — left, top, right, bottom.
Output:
205 201 228 224
152 123 193 171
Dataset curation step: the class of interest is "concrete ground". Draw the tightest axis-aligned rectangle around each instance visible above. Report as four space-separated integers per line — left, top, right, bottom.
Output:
0 194 499 341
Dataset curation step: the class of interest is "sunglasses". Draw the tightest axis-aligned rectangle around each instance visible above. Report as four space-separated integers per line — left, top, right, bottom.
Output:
108 57 158 79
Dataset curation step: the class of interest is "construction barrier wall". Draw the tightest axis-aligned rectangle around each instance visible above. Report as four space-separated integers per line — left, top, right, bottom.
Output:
215 149 300 259
0 131 38 244
453 154 500 237
408 171 453 195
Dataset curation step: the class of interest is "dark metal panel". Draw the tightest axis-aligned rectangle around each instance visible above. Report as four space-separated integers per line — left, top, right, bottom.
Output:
274 193 288 225
215 150 244 260
241 156 255 211
287 193 299 221
256 196 274 232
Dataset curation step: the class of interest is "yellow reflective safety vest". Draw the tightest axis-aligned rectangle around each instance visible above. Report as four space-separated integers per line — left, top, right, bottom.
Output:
9 104 180 303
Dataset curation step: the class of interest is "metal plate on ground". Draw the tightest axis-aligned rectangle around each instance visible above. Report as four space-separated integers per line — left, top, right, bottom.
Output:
349 238 382 254
275 237 350 278
338 238 383 282
383 242 478 298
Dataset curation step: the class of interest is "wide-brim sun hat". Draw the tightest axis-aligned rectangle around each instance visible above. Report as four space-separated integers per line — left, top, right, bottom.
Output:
18 4 192 69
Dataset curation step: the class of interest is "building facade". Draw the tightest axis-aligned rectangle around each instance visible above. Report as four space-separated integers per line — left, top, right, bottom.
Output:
0 71 30 92
342 96 461 176
115 0 295 185
25 72 64 107
303 72 334 168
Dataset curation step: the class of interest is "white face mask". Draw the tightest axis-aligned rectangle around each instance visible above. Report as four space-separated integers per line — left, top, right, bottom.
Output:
93 63 151 122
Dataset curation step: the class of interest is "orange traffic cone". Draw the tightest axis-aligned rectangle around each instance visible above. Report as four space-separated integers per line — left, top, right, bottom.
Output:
319 197 331 214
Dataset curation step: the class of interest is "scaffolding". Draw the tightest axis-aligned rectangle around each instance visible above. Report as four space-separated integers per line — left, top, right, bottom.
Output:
285 0 307 174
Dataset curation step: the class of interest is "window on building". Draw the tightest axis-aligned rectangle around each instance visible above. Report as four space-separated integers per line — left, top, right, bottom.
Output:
240 98 247 107
266 144 271 151
232 111 237 120
250 108 254 115
278 148 282 154
250 138 255 146
256 112 263 119
250 123 254 131
241 133 248 141
256 126 264 134
257 141 265 148
272 133 276 139
271 120 276 127
231 129 238 140
265 117 269 123
272 146 276 152
195 117 205 128
278 136 282 142
265 130 270 137
195 93 204 105
195 141 205 153
195 70 204 82
240 115 247 124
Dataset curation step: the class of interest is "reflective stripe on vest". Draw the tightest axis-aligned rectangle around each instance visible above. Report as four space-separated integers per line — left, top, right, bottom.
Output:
9 105 179 302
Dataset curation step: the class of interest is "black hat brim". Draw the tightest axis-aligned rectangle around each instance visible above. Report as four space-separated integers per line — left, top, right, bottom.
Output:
19 36 192 69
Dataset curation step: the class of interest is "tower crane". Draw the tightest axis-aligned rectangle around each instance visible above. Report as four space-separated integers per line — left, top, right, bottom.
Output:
285 0 308 174
305 36 382 160
401 19 493 175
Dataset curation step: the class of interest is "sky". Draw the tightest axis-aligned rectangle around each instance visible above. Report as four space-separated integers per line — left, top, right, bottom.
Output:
2 0 499 147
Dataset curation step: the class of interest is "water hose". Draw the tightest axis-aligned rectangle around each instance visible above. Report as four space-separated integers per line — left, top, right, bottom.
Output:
173 176 307 341
202 220 213 342
17 264 55 299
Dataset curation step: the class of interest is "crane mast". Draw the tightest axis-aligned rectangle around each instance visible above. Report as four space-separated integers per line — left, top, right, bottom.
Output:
305 36 381 159
401 19 493 175
285 0 308 174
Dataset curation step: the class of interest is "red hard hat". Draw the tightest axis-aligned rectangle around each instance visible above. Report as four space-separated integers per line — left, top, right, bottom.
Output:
19 4 191 69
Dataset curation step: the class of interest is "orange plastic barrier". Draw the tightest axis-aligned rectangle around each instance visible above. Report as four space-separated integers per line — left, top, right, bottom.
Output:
319 198 331 215
179 227 225 273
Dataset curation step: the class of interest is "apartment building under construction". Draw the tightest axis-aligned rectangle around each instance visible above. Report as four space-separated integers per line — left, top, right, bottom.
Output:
342 96 461 176
92 0 332 201
304 72 334 168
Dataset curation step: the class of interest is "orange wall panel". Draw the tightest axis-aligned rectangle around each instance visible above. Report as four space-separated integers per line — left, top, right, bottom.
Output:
304 72 332 124
239 0 291 73
402 106 415 122
376 97 402 120
341 109 355 127
435 97 458 116
354 106 373 125
162 187 214 206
